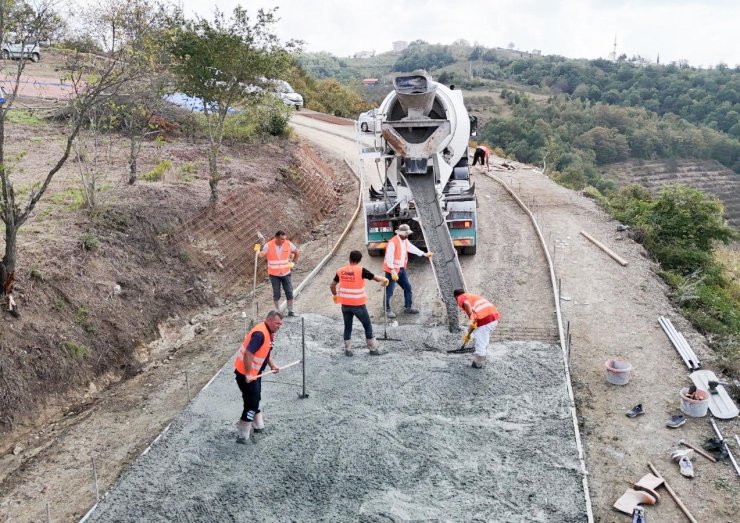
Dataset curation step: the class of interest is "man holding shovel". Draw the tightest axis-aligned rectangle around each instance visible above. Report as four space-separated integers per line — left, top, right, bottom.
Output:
454 289 500 368
330 250 389 356
255 230 299 317
233 310 284 443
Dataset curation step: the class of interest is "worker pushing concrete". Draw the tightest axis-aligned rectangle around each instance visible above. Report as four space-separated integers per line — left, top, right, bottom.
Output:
472 144 491 172
383 224 433 318
255 230 299 316
454 289 500 368
233 310 284 443
331 250 389 356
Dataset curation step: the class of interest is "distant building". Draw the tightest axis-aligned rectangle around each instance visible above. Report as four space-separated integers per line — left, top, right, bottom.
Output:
531 49 542 56
362 78 378 87
392 40 408 52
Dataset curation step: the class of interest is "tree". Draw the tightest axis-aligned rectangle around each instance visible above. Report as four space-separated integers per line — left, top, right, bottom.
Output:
167 7 298 201
0 0 155 315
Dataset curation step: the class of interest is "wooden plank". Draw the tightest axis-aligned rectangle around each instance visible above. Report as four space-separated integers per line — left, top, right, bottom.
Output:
580 231 628 266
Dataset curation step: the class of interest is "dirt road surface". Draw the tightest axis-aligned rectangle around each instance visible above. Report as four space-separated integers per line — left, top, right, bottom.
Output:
1 112 738 522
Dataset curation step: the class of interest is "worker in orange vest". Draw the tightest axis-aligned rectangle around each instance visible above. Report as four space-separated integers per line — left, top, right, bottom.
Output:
330 250 389 356
454 289 500 368
472 144 491 171
383 223 432 318
233 310 284 443
255 230 299 316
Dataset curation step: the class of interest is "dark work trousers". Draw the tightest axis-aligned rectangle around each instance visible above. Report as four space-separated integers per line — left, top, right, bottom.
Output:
341 304 374 341
385 268 413 310
235 370 263 422
270 274 294 301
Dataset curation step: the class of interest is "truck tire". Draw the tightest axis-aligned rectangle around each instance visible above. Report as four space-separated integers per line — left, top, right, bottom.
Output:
360 122 368 132
30 53 40 63
2 50 9 60
367 248 384 257
461 245 477 255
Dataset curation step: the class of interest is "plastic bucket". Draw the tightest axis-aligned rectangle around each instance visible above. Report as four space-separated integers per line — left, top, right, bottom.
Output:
680 387 710 417
605 359 632 385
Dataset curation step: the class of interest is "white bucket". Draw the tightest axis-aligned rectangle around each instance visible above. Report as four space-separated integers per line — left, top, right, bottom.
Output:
680 387 710 417
605 359 632 385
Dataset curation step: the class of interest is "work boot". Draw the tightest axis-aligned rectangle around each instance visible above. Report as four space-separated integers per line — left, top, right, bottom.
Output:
403 307 420 314
471 355 486 369
253 413 265 433
678 456 694 478
386 309 396 319
236 421 252 444
344 340 353 357
367 338 384 356
287 310 296 317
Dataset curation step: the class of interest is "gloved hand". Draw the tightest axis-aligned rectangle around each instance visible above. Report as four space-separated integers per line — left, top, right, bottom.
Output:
253 243 261 253
462 334 471 345
391 272 399 282
470 321 477 330
288 261 295 269
332 295 339 304
381 278 390 286
425 252 433 259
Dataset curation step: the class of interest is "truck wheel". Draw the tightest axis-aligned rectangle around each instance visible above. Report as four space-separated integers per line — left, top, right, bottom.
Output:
461 246 477 255
367 248 383 257
30 53 40 63
2 50 9 60
360 122 368 132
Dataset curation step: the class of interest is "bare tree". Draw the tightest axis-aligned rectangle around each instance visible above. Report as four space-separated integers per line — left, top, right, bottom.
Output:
0 0 156 315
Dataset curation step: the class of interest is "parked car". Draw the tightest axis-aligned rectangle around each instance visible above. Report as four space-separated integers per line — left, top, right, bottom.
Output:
1 42 41 62
358 108 380 132
273 80 303 110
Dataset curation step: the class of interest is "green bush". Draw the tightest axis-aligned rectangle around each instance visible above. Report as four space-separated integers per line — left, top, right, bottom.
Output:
63 340 89 358
223 113 259 142
142 160 173 182
80 233 99 251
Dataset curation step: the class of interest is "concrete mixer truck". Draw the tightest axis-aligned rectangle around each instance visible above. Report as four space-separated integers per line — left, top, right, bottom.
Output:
359 73 478 330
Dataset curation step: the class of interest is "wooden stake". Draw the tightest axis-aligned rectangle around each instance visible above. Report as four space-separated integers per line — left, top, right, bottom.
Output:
580 231 628 266
678 439 717 463
647 462 697 523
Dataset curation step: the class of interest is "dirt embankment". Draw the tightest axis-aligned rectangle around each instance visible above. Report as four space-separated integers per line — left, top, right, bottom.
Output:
0 136 344 442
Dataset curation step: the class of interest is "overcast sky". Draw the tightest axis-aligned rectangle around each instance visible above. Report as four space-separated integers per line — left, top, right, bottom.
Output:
175 0 739 68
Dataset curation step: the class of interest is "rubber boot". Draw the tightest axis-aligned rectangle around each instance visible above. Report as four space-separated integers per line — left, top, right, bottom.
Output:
367 338 383 356
253 412 265 433
344 340 353 357
237 421 252 444
471 354 486 369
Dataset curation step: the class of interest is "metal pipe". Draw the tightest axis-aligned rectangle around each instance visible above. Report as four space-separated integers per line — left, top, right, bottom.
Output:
662 316 700 366
659 317 695 369
710 418 740 476
298 317 308 399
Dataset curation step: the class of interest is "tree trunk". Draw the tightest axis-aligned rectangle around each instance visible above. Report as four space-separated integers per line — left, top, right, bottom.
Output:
208 147 220 202
1 220 18 313
128 135 137 185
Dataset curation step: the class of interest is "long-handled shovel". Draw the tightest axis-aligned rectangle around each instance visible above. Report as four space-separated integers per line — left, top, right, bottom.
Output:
252 232 267 324
379 289 402 341
251 360 301 380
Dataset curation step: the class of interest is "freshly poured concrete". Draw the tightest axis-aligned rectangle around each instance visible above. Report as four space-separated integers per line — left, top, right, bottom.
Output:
88 314 586 522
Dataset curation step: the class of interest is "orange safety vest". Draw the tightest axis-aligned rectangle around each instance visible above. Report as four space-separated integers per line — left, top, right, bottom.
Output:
383 235 408 273
336 264 367 306
234 322 272 378
458 293 500 323
266 239 292 276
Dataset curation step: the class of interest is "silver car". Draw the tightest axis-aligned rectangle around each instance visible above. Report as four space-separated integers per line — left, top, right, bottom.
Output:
358 108 380 132
1 42 41 62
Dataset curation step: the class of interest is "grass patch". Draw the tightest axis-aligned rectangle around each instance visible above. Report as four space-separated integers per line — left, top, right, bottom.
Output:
80 232 99 251
51 187 85 210
6 110 44 126
30 268 44 281
63 340 89 359
142 159 172 182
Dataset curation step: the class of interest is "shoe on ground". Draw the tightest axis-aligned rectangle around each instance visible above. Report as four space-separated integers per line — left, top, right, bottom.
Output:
236 435 248 444
403 307 420 314
678 456 694 478
287 311 296 317
386 310 397 319
626 404 644 418
471 361 484 369
666 414 686 428
369 348 385 356
344 348 354 357
671 448 694 462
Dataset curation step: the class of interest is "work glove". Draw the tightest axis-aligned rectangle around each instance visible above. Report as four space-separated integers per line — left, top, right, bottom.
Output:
381 278 390 286
470 321 477 330
332 295 339 304
288 261 295 269
253 243 261 253
462 334 471 345
391 272 399 282
424 252 433 259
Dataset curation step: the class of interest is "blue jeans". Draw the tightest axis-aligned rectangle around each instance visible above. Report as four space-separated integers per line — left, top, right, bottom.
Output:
269 274 294 301
341 305 374 341
385 268 413 310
